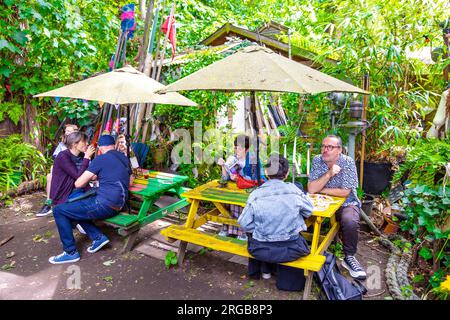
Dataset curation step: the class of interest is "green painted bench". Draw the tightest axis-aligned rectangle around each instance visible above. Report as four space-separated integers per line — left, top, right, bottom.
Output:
103 170 191 253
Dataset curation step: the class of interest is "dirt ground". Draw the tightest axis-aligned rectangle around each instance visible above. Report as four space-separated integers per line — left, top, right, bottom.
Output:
0 191 391 300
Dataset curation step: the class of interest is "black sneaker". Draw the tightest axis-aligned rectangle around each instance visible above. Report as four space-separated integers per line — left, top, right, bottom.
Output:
36 204 52 217
342 255 367 280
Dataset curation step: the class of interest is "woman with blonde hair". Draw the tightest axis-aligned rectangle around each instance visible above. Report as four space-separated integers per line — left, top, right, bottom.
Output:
115 134 128 156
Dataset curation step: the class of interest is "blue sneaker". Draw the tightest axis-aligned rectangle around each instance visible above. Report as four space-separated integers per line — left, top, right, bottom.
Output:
87 235 110 253
49 251 80 264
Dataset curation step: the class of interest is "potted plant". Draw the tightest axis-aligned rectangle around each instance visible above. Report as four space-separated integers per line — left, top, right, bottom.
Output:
149 135 170 169
357 145 406 195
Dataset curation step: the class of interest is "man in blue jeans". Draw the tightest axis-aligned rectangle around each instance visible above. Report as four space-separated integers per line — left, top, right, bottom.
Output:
49 135 132 264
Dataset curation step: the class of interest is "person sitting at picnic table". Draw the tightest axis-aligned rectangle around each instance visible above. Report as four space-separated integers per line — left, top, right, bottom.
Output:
48 131 95 206
217 134 266 241
238 154 313 291
47 131 96 234
115 133 127 156
308 135 366 280
36 124 79 217
49 135 132 264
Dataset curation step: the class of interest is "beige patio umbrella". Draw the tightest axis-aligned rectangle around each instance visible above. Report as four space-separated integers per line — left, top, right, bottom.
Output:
35 65 197 160
34 66 197 106
158 45 369 184
35 66 198 215
158 46 368 95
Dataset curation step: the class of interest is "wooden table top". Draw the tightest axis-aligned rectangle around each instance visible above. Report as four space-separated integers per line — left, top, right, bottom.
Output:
181 179 345 218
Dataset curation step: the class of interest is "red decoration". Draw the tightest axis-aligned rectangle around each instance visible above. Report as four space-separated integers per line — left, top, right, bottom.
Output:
161 11 176 60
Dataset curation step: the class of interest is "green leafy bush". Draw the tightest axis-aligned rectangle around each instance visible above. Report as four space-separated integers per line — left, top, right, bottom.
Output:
0 101 23 125
393 138 450 297
399 185 450 294
0 134 47 198
48 99 98 128
393 139 450 187
400 185 449 240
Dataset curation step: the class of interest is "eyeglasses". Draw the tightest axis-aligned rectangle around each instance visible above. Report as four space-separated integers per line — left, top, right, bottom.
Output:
321 145 341 151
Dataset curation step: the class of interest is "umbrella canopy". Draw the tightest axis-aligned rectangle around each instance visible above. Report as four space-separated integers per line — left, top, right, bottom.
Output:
34 66 197 106
157 45 369 186
158 45 368 95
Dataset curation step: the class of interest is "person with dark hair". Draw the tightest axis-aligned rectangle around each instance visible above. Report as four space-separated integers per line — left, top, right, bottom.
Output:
49 135 131 264
238 154 313 290
37 124 79 217
308 135 366 280
217 134 266 241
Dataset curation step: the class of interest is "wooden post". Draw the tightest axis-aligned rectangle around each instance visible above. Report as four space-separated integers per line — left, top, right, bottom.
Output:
135 0 154 141
303 272 313 300
251 91 261 185
443 26 450 83
135 0 155 141
151 0 167 79
288 28 292 60
139 0 146 20
143 5 160 76
359 74 370 187
139 0 155 71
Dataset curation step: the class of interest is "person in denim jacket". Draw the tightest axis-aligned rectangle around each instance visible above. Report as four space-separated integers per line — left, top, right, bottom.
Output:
238 154 313 289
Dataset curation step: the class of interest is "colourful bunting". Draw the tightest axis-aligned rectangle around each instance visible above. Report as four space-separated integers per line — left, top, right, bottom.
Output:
121 4 136 39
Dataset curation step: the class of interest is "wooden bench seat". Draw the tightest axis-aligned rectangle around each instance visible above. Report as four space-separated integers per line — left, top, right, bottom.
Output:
160 225 326 272
104 213 139 228
102 171 191 253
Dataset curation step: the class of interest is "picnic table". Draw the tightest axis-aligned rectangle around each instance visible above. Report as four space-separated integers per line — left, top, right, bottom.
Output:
104 170 191 253
160 179 345 300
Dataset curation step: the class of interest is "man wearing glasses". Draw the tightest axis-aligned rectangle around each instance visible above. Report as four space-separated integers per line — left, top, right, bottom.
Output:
308 135 366 280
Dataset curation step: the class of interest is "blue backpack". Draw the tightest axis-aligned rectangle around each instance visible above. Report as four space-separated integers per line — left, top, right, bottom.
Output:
314 251 367 300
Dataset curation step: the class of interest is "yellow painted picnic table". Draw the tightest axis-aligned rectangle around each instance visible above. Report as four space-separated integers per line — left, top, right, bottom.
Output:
160 179 345 299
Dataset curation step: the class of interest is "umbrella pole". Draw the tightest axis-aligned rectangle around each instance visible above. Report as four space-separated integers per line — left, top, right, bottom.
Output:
250 91 261 186
126 104 131 215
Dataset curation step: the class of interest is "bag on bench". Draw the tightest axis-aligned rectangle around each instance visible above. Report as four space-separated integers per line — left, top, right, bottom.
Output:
314 251 367 300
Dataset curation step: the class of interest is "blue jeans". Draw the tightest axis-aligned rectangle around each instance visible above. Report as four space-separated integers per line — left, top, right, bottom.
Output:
53 195 118 253
67 188 85 201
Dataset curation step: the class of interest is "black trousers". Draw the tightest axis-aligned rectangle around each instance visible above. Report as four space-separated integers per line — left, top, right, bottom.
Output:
335 205 360 256
247 235 309 291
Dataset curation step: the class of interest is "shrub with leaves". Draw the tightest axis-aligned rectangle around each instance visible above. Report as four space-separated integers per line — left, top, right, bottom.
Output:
48 99 98 128
399 184 450 293
0 134 47 198
393 138 450 187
